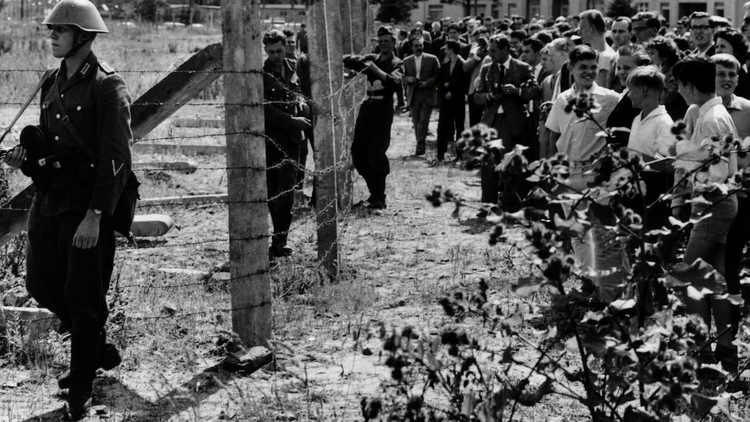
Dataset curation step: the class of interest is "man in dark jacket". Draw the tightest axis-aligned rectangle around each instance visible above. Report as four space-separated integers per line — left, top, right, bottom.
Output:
344 26 404 209
263 29 311 257
3 1 131 419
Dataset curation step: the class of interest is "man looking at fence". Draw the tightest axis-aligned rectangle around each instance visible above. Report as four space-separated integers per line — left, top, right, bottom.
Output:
344 26 404 210
263 29 311 257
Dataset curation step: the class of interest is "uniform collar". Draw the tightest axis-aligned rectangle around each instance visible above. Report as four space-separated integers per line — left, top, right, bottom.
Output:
58 51 98 91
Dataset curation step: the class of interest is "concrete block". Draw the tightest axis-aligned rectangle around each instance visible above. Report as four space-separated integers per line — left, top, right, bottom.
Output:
133 160 198 174
0 306 59 340
221 346 273 374
159 268 209 277
129 214 173 237
138 194 228 207
133 144 225 156
173 118 224 128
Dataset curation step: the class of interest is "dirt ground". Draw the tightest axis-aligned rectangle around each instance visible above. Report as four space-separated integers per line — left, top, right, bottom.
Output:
1 108 748 422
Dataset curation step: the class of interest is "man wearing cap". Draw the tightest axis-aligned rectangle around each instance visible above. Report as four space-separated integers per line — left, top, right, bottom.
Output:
2 0 131 419
344 26 404 209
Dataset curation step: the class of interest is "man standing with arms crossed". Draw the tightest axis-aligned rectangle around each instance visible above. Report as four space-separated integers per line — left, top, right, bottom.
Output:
344 26 404 210
403 37 439 157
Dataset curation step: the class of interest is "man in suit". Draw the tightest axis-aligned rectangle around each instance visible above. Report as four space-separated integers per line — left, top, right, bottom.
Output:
521 36 547 161
436 40 469 161
403 37 440 156
438 23 471 62
475 34 537 205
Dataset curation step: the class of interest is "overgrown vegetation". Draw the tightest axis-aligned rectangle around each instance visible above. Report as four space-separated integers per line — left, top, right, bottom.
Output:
365 94 750 421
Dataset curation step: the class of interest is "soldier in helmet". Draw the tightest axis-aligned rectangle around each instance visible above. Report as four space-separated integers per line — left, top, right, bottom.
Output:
2 0 132 419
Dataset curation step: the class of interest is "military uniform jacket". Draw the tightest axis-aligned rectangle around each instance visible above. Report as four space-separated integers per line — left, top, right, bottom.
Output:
27 51 133 218
263 58 306 145
343 53 404 108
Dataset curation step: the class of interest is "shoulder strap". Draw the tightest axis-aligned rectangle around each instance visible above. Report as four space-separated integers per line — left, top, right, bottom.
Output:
50 82 99 165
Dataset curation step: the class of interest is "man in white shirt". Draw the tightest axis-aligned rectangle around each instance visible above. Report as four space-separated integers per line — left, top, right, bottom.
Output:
625 66 675 310
578 10 616 88
672 54 738 370
545 45 622 302
627 67 675 158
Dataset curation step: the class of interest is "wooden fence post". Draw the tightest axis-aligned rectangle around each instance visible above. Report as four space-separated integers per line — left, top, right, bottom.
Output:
336 0 355 210
222 0 272 346
309 0 344 277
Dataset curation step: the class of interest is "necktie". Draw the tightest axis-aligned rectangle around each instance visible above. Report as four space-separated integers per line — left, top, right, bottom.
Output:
498 64 505 82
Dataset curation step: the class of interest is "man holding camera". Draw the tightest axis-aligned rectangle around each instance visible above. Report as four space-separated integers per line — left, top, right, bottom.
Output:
474 34 537 204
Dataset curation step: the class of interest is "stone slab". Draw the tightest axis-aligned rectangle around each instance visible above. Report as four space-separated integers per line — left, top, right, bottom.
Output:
116 214 173 238
173 118 224 128
221 346 273 374
133 160 198 174
0 306 59 340
133 144 225 156
138 194 228 207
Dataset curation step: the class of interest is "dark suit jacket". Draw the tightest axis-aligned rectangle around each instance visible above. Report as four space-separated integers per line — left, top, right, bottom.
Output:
403 53 440 107
430 35 445 57
606 92 639 148
474 58 537 136
438 41 470 62
436 57 469 104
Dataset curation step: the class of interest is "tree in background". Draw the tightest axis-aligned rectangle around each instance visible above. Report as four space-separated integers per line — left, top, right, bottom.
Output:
135 0 170 22
373 0 417 24
606 0 636 18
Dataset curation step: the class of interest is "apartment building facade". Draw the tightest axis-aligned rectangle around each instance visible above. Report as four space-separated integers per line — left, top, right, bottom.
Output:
411 0 745 31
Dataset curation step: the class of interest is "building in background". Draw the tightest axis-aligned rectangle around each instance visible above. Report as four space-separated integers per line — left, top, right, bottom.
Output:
410 0 743 31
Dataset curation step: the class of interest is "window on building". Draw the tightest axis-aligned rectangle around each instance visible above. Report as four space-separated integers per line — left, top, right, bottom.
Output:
528 0 540 19
660 3 670 22
636 2 649 12
428 5 443 21
586 0 605 10
715 2 724 17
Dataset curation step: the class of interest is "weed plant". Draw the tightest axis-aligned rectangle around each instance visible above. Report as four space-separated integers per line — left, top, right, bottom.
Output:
367 94 750 422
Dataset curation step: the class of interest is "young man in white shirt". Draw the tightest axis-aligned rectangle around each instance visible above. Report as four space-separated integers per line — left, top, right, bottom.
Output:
545 45 622 302
672 54 738 371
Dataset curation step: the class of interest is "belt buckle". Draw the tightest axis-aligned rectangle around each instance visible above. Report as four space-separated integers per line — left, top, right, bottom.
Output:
61 115 70 125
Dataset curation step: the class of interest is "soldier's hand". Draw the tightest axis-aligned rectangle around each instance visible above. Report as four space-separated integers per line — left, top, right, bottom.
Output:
2 145 26 169
291 117 312 131
73 210 101 249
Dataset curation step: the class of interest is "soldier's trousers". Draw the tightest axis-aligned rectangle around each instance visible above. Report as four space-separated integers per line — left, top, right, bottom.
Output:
351 101 393 203
267 137 301 247
26 202 115 390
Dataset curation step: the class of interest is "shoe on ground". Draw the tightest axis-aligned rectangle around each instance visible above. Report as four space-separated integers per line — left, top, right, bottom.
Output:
414 150 426 156
269 245 293 258
367 200 387 210
58 344 122 390
63 397 92 421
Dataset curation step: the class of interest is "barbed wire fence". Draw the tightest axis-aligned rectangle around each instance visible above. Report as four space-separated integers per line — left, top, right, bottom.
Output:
0 0 381 419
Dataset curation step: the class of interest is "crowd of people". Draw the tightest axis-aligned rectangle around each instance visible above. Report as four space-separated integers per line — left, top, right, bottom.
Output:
3 0 750 417
346 5 750 374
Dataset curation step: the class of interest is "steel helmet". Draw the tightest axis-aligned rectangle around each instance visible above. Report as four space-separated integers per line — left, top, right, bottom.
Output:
43 0 108 33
